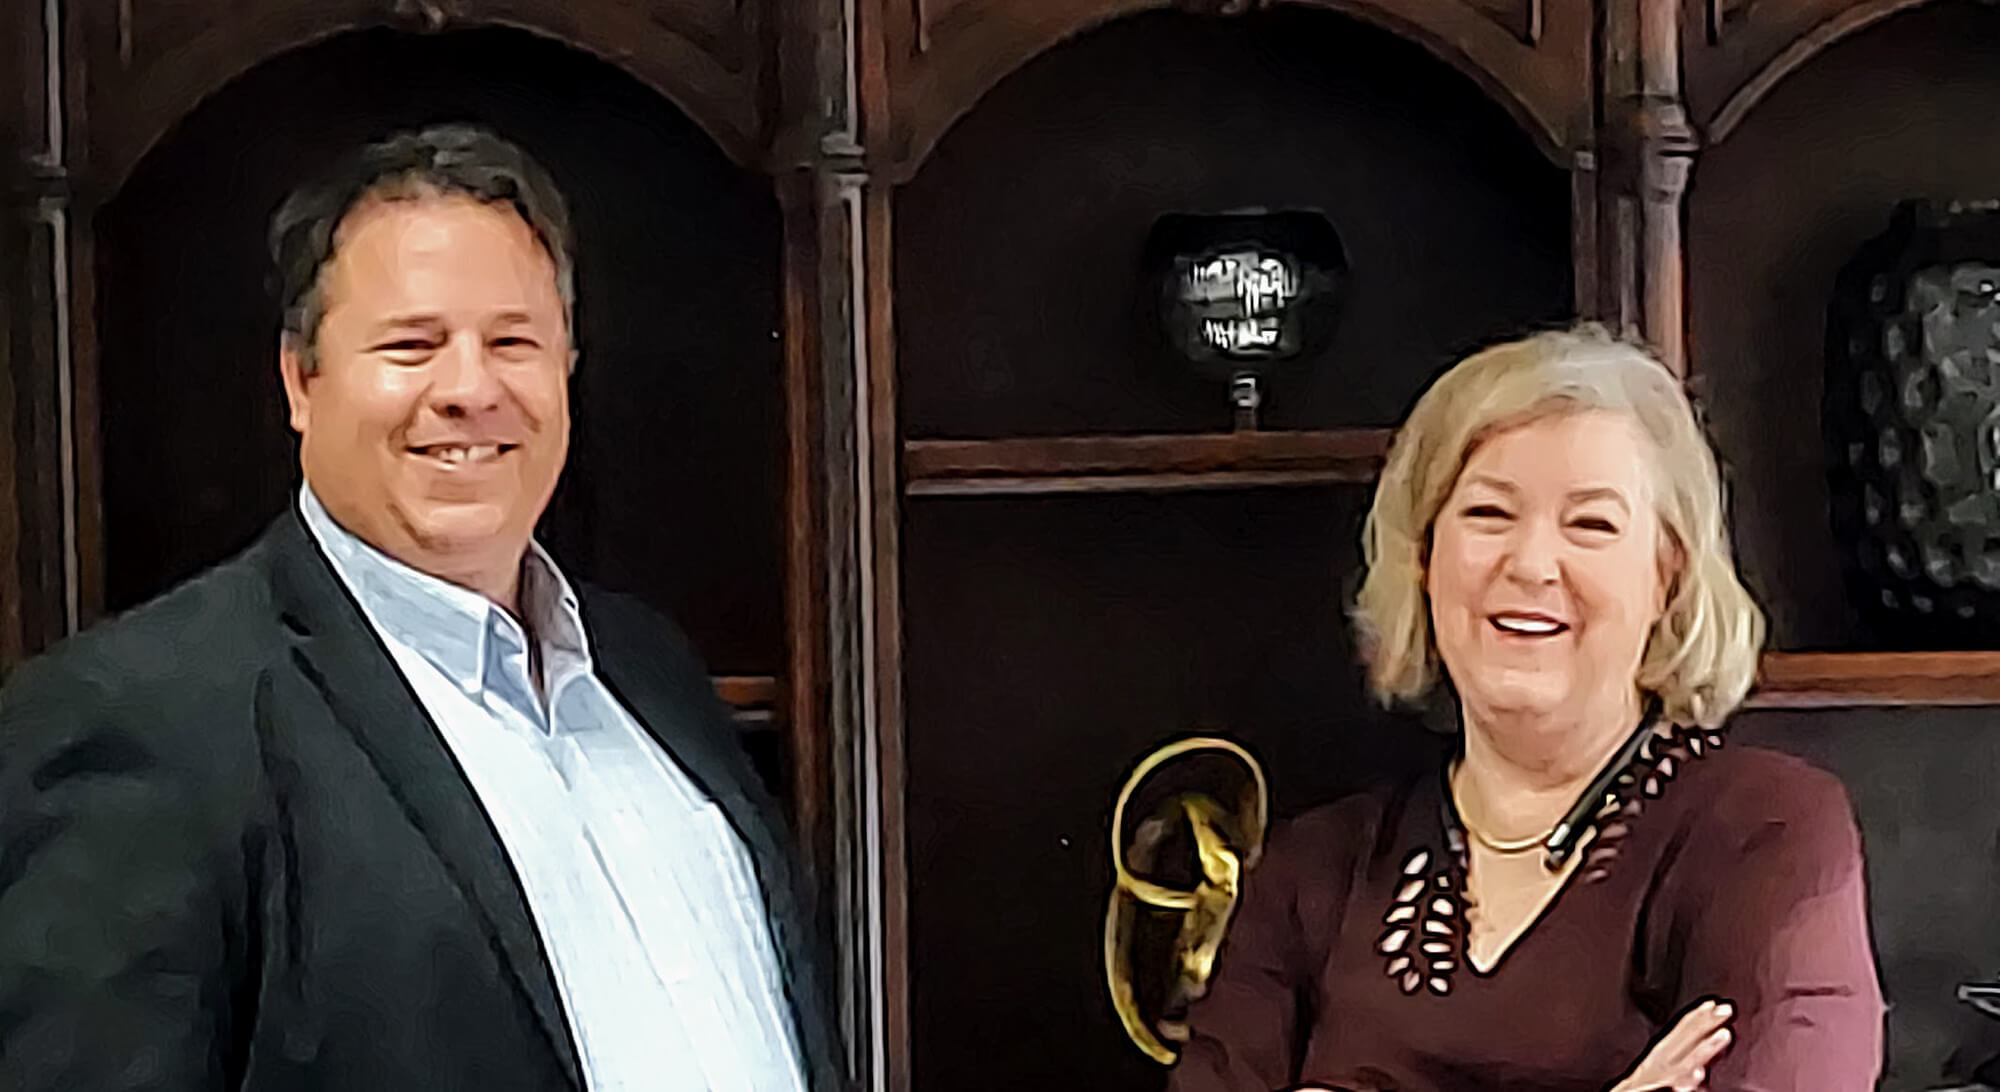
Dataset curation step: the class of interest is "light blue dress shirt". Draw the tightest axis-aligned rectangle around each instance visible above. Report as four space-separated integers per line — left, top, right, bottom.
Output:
298 484 808 1092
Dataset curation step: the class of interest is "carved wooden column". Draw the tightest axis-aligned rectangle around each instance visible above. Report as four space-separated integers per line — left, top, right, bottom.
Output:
1599 0 1696 375
1636 0 1696 375
2 0 82 671
806 0 906 1090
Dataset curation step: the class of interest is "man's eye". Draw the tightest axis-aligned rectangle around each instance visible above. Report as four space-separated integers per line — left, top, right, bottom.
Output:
376 340 435 354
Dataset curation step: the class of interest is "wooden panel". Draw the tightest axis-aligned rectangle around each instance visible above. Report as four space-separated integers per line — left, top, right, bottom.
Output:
1706 0 1754 41
74 0 772 195
879 0 1595 180
1461 0 1541 44
1682 0 1937 142
0 0 41 669
1751 652 2000 708
715 674 780 709
904 429 1391 495
2 0 45 158
641 0 753 64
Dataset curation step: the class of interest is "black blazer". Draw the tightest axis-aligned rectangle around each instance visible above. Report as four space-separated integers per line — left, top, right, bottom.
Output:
0 504 841 1092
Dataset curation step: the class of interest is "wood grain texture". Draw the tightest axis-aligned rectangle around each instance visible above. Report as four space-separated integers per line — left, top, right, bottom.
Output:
1707 0 1752 41
1682 0 1937 141
76 0 774 193
1462 0 1541 44
903 430 1392 494
877 0 1594 181
1750 652 2000 708
778 170 830 874
861 180 913 1092
714 674 780 709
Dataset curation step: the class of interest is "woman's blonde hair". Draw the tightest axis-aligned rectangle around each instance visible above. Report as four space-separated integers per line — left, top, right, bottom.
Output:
1353 323 1765 729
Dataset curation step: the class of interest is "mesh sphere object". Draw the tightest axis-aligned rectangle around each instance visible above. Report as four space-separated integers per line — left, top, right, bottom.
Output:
1826 199 2000 647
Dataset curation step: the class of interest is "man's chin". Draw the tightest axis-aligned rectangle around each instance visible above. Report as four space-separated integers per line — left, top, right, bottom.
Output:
403 503 520 554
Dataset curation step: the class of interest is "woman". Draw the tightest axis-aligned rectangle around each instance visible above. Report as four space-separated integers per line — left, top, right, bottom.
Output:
1168 326 1884 1092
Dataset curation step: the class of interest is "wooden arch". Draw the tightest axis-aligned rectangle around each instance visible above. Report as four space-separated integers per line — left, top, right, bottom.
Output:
878 0 1591 181
78 0 771 200
1697 0 1940 144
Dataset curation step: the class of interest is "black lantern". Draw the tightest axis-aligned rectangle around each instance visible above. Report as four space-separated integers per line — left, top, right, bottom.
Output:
1826 199 2000 647
1145 210 1347 428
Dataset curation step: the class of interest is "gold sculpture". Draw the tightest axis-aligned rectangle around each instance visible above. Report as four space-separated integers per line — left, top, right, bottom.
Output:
1104 736 1270 1064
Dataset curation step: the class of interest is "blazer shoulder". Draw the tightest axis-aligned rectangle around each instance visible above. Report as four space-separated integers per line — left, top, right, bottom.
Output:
1 552 276 746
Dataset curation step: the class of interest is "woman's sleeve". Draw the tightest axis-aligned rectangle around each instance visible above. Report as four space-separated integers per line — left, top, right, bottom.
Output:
1168 811 1343 1092
1662 758 1886 1092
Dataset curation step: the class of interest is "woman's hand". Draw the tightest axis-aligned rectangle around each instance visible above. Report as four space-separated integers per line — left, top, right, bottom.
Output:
1609 999 1735 1092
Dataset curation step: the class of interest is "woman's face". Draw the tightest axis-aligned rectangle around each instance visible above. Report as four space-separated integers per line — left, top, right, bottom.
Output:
1426 410 1674 726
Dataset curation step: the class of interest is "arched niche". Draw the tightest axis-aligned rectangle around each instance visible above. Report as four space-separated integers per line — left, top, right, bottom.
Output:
1686 7 2000 1082
895 5 1575 439
881 0 1592 179
1686 0 1944 145
78 0 771 196
94 26 786 677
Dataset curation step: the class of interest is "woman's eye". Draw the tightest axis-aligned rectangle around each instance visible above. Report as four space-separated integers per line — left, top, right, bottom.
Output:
1572 516 1619 533
1464 505 1509 519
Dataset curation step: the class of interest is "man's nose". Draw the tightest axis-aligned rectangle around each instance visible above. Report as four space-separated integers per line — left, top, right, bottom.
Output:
428 331 505 412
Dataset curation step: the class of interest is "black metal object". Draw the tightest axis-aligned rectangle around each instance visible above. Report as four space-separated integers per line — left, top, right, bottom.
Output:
1144 209 1347 428
1963 982 2000 1021
1825 199 2000 647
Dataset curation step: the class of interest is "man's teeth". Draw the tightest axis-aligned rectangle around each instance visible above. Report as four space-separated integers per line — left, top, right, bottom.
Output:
425 445 501 464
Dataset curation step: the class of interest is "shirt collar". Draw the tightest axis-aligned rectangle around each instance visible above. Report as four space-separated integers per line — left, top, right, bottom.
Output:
296 482 593 700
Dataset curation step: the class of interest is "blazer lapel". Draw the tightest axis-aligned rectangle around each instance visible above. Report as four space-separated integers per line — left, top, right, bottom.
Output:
261 507 583 1091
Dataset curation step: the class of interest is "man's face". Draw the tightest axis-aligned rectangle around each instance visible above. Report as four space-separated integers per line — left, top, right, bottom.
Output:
281 193 571 593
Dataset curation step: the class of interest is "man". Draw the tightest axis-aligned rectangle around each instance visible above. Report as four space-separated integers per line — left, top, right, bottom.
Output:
0 124 836 1092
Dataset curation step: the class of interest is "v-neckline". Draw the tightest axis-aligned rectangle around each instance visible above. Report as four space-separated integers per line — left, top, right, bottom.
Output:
1461 827 1593 976
1430 759 1604 979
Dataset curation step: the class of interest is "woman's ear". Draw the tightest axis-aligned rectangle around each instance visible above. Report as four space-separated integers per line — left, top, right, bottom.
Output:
1655 530 1687 618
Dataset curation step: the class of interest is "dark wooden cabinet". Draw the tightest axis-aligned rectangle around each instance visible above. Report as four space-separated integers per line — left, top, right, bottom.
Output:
7 2 2000 1090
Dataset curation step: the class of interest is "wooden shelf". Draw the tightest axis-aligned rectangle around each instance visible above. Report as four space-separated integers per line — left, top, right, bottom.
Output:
1748 651 2000 708
903 429 1393 496
713 675 780 728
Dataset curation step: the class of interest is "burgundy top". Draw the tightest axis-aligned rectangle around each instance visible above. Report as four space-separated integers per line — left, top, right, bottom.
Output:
1168 724 1886 1092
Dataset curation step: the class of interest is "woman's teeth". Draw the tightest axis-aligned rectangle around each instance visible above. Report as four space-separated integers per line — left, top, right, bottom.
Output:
1492 615 1565 635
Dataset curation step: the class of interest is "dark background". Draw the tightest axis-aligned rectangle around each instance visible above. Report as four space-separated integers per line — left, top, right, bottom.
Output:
95 26 785 676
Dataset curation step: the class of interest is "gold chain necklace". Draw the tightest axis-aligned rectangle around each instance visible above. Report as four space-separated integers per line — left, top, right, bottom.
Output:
1451 762 1557 854
1460 817 1552 855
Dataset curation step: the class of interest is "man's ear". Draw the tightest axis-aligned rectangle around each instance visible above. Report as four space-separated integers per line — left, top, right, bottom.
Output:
279 336 312 435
